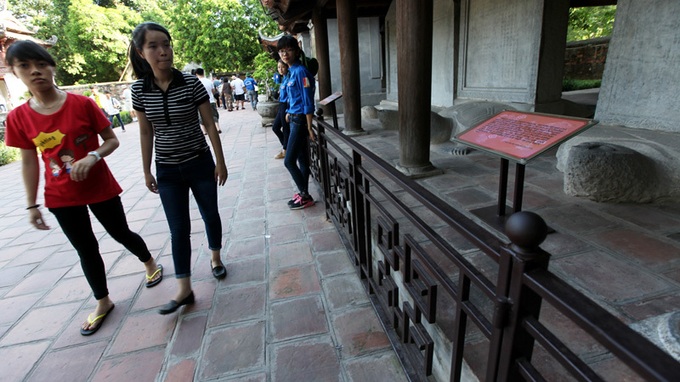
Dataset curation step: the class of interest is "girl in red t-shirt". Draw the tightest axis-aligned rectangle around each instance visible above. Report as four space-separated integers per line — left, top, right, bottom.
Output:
4 40 163 336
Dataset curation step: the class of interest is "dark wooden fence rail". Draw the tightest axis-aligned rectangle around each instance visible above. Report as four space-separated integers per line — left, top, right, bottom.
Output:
310 114 680 382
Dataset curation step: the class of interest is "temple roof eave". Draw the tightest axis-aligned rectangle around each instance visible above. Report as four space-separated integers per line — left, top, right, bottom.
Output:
260 0 393 34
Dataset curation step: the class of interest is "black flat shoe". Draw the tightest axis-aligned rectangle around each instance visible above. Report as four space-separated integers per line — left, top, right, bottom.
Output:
211 264 227 279
158 291 195 315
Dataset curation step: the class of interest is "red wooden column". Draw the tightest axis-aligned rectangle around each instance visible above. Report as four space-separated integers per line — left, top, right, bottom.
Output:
313 8 332 116
336 0 365 135
397 0 438 176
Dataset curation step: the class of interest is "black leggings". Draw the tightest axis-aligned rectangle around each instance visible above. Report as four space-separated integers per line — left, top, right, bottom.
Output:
49 196 152 300
272 102 290 149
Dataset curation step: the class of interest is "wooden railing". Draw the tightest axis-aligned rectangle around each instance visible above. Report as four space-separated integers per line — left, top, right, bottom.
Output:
309 114 680 382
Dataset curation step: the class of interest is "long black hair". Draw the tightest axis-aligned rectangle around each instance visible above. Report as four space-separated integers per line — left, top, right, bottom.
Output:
128 22 172 79
5 40 56 67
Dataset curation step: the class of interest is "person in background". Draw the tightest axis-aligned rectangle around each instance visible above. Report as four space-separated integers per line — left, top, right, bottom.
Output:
104 90 125 132
244 73 258 110
121 84 137 122
89 85 107 118
195 68 221 134
128 22 228 315
272 60 289 159
230 75 246 110
4 40 163 336
212 76 222 109
278 35 316 210
221 76 233 111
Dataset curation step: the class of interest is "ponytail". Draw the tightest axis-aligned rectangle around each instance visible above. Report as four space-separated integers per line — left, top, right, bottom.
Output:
128 42 152 79
129 22 172 79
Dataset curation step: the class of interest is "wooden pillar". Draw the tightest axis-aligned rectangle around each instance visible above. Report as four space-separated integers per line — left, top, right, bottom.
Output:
313 8 332 115
336 0 365 135
397 0 437 175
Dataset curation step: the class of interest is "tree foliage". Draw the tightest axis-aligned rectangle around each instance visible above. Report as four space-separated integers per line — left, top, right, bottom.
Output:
252 51 277 100
7 0 53 32
7 0 276 85
57 0 142 84
567 6 617 41
169 0 277 74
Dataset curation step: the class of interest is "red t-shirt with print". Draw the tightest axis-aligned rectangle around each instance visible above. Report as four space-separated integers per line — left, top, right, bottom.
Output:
5 93 123 208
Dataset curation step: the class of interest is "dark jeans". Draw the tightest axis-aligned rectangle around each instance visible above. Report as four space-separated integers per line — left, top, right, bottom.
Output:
50 196 152 300
156 151 222 278
108 113 125 130
272 102 290 149
284 114 311 194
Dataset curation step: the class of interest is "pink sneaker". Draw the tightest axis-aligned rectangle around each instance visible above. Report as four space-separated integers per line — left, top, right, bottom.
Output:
287 193 301 207
290 194 314 210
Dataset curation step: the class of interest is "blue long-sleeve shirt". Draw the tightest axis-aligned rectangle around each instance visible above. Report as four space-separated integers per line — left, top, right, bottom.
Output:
279 73 288 103
285 61 315 115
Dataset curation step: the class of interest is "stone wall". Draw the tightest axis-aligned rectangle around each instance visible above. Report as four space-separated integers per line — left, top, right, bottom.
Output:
61 82 132 104
596 0 680 133
456 0 544 104
563 37 609 80
326 17 386 114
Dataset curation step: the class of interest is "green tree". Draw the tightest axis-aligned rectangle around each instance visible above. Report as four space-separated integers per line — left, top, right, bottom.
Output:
57 0 142 84
567 6 617 41
252 51 277 100
240 0 280 37
169 0 278 74
7 0 52 32
9 0 171 85
8 0 275 84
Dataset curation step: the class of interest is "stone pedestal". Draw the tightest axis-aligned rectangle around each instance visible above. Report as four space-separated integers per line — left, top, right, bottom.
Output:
564 142 656 203
257 101 279 127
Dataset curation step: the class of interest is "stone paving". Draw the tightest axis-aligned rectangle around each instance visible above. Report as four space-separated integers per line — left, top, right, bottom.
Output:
0 108 407 382
1 103 679 381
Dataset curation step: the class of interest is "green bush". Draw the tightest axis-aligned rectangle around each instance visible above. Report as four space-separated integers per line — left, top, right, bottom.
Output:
562 78 601 92
110 111 133 128
0 141 20 166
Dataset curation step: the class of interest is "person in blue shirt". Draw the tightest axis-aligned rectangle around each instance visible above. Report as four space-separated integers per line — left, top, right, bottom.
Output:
272 60 289 159
277 35 316 210
244 73 258 110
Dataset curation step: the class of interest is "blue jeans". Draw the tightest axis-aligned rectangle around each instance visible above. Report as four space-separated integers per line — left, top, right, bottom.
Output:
156 151 222 278
248 90 258 109
50 196 152 299
284 115 310 194
108 113 125 130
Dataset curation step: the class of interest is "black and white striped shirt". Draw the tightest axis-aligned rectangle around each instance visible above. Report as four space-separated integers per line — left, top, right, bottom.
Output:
131 69 210 164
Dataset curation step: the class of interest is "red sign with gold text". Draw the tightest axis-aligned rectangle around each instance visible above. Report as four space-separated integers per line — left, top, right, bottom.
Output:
455 111 597 163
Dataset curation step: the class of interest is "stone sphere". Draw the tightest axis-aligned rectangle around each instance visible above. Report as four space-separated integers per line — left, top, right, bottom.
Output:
505 211 548 249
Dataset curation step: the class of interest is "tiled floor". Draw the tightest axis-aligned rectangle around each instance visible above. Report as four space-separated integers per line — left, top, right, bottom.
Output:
0 108 407 382
1 104 678 381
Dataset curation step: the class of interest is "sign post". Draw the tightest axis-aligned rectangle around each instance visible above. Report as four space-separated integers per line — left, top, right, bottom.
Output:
319 91 343 130
454 110 598 231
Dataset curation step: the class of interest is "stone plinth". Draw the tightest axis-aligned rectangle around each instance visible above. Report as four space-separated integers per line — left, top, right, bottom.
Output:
257 101 279 127
564 142 656 203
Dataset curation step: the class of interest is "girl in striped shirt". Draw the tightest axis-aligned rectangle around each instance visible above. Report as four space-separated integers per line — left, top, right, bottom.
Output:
129 22 228 315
